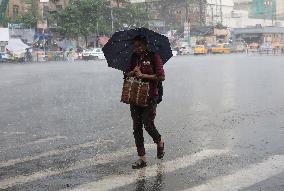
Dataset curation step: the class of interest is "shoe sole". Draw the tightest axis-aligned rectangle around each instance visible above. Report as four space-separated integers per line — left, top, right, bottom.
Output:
132 163 147 169
157 152 165 159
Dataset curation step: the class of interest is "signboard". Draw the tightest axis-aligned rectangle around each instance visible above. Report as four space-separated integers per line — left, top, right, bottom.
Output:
37 20 48 29
252 0 276 18
40 0 49 2
0 28 9 42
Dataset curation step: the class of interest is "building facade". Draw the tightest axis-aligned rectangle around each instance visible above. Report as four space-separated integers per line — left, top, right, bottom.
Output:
6 0 30 20
3 0 69 28
206 0 234 26
276 0 284 20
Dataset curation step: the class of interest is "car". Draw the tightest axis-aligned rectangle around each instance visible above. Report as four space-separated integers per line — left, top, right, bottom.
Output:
258 43 273 54
212 43 231 54
231 43 246 53
171 48 178 56
179 46 190 55
194 45 208 55
0 52 10 62
82 48 106 60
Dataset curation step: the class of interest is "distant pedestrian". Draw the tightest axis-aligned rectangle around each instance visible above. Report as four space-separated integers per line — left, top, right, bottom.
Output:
68 48 75 61
273 48 276 55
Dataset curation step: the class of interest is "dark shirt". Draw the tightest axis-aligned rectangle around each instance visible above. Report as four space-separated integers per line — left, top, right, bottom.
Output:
127 51 165 97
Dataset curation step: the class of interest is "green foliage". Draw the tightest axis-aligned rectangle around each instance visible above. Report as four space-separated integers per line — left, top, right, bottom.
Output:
55 0 110 38
19 0 39 28
112 3 149 30
0 17 11 27
215 22 227 29
54 0 149 39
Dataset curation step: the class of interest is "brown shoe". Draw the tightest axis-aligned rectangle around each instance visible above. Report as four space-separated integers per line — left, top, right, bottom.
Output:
157 142 165 159
132 159 147 169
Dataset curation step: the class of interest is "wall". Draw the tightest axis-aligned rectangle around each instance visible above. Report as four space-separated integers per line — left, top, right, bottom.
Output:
6 0 30 19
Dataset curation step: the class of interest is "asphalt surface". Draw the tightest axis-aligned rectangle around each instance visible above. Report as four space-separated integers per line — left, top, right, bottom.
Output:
0 54 284 191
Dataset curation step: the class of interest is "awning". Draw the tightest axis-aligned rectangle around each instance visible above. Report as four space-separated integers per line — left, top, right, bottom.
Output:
6 39 30 54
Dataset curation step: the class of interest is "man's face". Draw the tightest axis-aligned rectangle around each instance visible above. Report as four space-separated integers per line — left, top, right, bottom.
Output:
134 41 146 54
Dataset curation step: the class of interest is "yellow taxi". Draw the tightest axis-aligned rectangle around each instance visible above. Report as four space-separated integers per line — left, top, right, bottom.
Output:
212 43 231 54
194 45 208 55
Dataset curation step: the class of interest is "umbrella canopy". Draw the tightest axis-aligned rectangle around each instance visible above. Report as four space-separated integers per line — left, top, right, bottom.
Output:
102 27 173 72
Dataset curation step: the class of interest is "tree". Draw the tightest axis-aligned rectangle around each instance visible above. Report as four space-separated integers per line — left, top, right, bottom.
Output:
55 0 110 46
54 0 149 46
112 3 149 30
19 0 39 28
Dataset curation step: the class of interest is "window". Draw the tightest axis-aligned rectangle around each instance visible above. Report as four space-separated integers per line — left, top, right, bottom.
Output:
13 5 19 18
56 5 63 10
43 6 49 18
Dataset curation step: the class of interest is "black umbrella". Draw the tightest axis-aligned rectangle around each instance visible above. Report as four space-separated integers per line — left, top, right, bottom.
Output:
102 27 173 72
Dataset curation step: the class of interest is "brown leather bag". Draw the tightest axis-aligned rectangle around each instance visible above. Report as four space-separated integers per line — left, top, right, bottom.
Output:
121 77 150 107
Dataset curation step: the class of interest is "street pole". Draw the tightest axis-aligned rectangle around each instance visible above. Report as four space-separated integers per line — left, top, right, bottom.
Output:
219 0 223 25
111 8 114 33
185 0 190 47
264 0 273 26
210 4 214 25
185 0 188 22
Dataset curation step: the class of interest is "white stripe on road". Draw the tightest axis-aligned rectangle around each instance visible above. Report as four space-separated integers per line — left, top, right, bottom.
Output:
1 131 26 135
0 140 112 168
63 149 229 191
28 136 67 144
185 155 284 191
0 144 155 189
2 136 68 151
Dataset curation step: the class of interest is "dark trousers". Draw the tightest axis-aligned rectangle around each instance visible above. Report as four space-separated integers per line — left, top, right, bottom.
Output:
130 100 161 156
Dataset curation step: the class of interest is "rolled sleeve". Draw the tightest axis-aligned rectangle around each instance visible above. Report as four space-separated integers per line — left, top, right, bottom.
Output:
154 53 165 77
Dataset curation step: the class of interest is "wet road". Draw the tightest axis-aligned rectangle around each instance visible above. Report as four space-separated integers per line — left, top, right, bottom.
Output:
0 54 284 191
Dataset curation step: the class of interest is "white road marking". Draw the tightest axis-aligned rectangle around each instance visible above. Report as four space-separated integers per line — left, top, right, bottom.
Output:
63 149 229 191
0 140 112 168
1 131 26 135
0 144 155 189
29 136 67 144
1 136 68 151
185 155 284 191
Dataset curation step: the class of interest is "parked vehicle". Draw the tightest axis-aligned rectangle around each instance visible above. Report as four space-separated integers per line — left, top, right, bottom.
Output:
171 48 178 57
231 43 246 53
258 43 273 54
0 52 10 62
179 46 190 55
82 48 106 60
212 43 231 54
194 45 208 55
